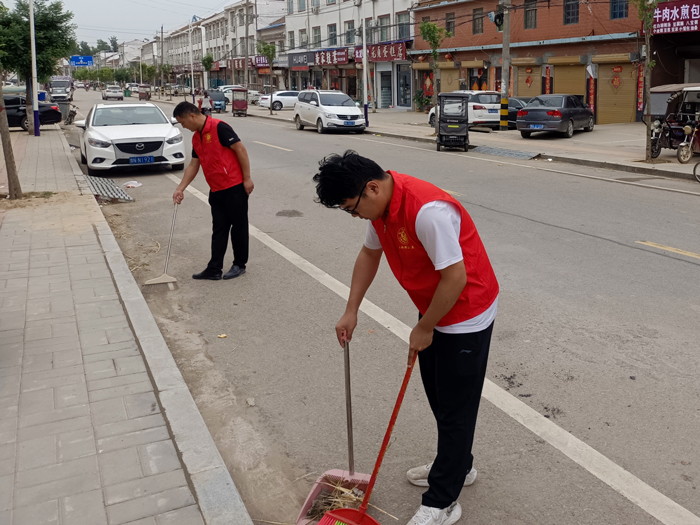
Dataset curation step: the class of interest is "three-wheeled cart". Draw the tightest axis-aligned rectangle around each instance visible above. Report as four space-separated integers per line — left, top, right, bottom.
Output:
138 84 152 101
209 91 227 113
436 92 470 152
231 87 248 117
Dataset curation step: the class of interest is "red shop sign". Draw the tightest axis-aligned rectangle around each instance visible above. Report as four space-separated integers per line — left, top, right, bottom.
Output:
545 66 551 94
637 64 644 111
314 48 349 66
612 65 623 73
652 0 700 34
354 42 407 62
588 76 596 113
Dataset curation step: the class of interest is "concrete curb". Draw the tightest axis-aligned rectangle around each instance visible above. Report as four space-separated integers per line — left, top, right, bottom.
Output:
57 133 254 525
56 124 92 195
244 112 693 181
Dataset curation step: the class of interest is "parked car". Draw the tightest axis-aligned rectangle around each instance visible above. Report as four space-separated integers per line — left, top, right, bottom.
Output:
74 82 85 89
259 90 300 110
75 103 186 177
507 97 531 129
293 90 365 134
220 86 244 103
428 90 502 128
247 90 261 105
102 86 124 101
516 94 594 138
3 95 62 131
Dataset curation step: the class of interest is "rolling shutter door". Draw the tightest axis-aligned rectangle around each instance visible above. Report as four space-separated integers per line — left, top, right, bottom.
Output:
517 67 542 97
552 65 586 97
597 63 637 124
440 68 460 92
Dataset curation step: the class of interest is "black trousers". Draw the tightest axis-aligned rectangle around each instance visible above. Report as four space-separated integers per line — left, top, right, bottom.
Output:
418 321 494 509
207 183 249 272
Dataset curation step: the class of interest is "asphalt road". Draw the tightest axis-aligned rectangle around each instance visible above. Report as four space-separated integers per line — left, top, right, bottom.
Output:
65 89 700 524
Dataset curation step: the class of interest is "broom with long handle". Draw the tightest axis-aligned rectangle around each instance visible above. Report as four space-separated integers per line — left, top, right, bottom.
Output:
143 203 178 290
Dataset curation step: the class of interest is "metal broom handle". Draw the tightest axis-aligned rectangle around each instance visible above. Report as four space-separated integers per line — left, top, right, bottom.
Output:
344 340 355 475
163 204 178 275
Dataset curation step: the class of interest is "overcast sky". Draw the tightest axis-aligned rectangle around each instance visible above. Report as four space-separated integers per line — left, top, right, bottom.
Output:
5 0 229 47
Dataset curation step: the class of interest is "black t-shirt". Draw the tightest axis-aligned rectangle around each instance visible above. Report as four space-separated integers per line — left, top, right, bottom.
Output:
192 119 241 158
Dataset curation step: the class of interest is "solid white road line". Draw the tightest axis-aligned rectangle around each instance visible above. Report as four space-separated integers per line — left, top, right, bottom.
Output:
165 173 700 525
253 141 293 152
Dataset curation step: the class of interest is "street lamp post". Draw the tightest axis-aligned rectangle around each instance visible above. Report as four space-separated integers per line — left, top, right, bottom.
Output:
189 16 196 103
140 48 143 84
28 0 40 136
361 0 368 126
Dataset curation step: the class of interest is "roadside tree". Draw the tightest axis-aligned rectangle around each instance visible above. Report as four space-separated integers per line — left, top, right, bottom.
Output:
201 54 213 90
256 41 276 115
0 0 75 134
419 20 451 133
633 0 659 162
109 35 119 53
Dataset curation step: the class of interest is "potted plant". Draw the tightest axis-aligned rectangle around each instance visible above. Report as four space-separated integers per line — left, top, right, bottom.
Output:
413 89 431 112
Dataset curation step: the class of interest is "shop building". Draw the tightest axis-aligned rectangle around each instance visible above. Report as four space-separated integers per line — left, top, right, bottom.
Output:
650 0 700 85
412 0 645 123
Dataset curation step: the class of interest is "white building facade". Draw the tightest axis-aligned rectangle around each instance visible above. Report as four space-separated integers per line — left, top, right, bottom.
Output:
283 0 414 108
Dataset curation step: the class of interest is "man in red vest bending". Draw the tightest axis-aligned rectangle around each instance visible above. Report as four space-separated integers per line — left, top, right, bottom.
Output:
313 151 499 525
172 102 254 280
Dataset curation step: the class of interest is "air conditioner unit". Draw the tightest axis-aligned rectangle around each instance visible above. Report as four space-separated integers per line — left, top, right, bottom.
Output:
311 6 320 13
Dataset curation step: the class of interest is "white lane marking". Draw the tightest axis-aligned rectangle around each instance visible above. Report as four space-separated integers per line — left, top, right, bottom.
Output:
349 136 700 198
165 173 700 525
253 141 292 152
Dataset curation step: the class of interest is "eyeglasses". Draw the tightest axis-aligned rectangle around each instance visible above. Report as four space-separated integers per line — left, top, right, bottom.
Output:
340 181 369 215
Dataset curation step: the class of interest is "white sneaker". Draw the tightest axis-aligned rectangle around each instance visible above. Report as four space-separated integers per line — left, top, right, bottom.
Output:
406 462 477 488
407 502 462 525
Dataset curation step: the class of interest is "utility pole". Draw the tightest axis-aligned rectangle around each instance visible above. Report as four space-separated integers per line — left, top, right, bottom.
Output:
499 0 511 131
160 26 164 98
139 47 143 83
28 0 40 136
361 0 368 126
244 0 250 87
189 16 196 102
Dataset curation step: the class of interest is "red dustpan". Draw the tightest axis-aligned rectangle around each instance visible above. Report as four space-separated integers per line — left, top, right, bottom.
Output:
318 354 417 525
296 339 372 524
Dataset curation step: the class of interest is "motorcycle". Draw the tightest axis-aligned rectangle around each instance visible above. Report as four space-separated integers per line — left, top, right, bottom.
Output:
677 121 699 164
64 104 78 126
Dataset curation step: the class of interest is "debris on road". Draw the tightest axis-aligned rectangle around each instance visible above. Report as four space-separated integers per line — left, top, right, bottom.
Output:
218 334 227 338
246 397 255 407
123 181 143 188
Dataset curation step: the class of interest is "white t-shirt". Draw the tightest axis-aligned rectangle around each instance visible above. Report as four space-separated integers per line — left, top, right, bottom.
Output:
365 200 497 334
201 97 212 109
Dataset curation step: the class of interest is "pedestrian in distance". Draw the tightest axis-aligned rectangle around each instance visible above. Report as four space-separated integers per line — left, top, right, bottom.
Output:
313 151 499 525
172 101 254 281
200 91 212 116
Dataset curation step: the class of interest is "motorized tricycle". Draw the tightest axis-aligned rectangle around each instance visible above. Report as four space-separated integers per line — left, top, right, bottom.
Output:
138 84 152 101
649 84 700 162
436 91 470 152
231 87 248 117
209 90 227 113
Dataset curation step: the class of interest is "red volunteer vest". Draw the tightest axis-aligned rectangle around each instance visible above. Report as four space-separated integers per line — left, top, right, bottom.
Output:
192 117 243 192
372 171 499 326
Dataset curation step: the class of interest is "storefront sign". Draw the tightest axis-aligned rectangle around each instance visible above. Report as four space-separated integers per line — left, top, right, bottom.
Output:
525 67 533 74
588 76 596 113
637 64 644 111
612 65 623 73
290 52 314 71
354 42 407 62
258 67 271 75
211 61 220 71
255 56 269 67
276 55 289 68
229 58 255 70
653 0 700 34
545 66 551 94
314 48 349 66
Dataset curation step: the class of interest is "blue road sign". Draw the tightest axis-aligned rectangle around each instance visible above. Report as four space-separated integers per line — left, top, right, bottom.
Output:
70 55 94 67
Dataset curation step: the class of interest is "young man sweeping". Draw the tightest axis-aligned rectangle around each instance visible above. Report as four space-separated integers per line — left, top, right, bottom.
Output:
172 101 253 280
313 151 499 525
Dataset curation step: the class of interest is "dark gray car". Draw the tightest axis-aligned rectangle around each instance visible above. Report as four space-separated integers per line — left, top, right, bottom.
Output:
516 94 595 138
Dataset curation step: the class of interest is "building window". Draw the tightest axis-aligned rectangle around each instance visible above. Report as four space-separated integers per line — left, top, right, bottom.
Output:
445 12 455 34
524 0 537 28
473 8 483 34
287 0 293 14
279 39 285 52
610 0 628 19
328 24 337 46
564 0 579 24
422 16 430 23
328 0 336 4
345 20 355 45
363 19 372 44
379 15 390 42
313 26 321 47
299 29 307 48
249 38 255 56
397 12 410 39
239 12 244 26
299 0 306 12
288 31 295 50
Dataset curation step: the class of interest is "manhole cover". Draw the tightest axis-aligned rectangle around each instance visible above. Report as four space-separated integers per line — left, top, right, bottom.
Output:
85 176 134 203
471 146 539 160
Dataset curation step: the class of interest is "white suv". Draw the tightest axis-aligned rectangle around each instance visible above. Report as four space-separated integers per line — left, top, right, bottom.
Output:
428 90 502 129
293 90 365 134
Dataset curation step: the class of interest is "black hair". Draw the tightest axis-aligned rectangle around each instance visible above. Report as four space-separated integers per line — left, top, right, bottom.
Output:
173 101 201 118
313 150 387 208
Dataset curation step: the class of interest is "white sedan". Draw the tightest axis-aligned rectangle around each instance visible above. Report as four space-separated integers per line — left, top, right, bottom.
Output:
75 103 186 177
259 90 300 110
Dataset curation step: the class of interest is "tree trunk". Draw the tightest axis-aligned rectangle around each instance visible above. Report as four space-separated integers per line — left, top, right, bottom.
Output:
25 81 34 135
432 65 439 134
369 64 376 113
644 30 652 163
0 82 22 199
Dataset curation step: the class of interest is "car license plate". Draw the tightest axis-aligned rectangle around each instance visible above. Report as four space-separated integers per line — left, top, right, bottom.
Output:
531 124 544 130
344 121 355 126
129 156 154 165
488 109 498 113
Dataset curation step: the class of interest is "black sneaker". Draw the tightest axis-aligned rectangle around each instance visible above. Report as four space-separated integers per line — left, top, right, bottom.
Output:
223 264 246 280
192 269 222 280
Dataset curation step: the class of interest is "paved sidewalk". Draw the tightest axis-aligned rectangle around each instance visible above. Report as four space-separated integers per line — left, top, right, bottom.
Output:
243 104 696 180
0 128 249 523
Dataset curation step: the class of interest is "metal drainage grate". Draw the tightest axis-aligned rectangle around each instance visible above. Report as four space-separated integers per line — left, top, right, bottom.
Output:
84 175 134 203
471 146 539 160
